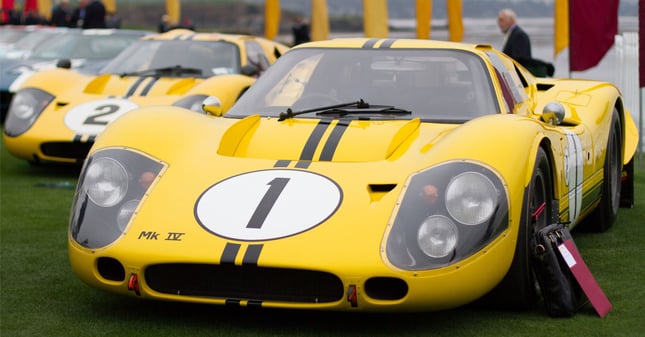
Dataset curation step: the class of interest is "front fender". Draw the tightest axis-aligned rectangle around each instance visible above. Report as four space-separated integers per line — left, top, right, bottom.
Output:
18 68 90 95
91 106 235 163
428 114 548 191
185 74 256 113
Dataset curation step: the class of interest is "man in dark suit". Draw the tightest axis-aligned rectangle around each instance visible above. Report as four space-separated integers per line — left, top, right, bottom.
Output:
497 8 532 63
82 0 106 29
50 0 71 27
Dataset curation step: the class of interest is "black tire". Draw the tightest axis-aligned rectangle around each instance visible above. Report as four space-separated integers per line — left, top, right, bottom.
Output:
478 147 552 309
581 109 622 232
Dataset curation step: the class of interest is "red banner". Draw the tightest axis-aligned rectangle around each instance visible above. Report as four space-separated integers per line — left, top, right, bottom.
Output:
23 0 37 13
2 0 15 23
569 0 619 71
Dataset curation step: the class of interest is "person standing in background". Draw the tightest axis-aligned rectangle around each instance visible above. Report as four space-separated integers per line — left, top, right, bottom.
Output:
497 8 532 63
291 16 310 46
69 0 87 27
51 0 71 27
158 14 171 33
82 0 106 28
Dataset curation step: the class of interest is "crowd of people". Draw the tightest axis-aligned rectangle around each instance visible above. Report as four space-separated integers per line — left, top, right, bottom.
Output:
2 2 546 72
0 0 120 28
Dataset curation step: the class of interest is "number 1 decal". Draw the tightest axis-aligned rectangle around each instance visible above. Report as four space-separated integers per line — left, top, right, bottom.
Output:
246 177 290 229
195 170 342 241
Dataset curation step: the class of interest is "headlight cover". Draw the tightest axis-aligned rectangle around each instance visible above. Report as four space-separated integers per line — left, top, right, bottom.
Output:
173 94 208 113
385 162 508 270
69 148 166 249
4 88 54 136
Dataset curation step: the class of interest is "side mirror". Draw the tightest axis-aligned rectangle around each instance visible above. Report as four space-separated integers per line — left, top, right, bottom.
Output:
202 96 223 116
541 102 565 125
240 64 260 77
56 59 72 69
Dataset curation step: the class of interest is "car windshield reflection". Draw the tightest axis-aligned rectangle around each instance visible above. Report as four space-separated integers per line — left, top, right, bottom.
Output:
227 48 500 122
101 40 241 78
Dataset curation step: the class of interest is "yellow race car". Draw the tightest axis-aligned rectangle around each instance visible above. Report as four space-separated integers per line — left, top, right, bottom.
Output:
3 29 288 165
68 38 638 312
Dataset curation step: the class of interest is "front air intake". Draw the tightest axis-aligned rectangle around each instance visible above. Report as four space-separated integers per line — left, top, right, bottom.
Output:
145 263 344 303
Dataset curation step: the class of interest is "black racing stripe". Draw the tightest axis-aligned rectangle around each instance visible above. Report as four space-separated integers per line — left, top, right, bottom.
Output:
299 121 330 161
362 39 379 48
225 299 241 306
378 39 396 48
274 160 290 168
247 300 263 308
319 121 348 161
140 77 159 96
125 77 145 98
242 244 263 266
73 134 82 142
220 243 241 264
295 161 311 169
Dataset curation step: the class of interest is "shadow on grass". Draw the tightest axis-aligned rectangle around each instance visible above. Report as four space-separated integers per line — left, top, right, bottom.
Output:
80 291 574 337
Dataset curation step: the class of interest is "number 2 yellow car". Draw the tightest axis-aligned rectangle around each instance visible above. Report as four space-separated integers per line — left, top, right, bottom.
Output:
68 38 637 312
3 29 288 165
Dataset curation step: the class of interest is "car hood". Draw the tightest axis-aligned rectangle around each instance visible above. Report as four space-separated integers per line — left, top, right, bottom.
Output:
80 73 202 97
4 59 108 92
216 115 435 162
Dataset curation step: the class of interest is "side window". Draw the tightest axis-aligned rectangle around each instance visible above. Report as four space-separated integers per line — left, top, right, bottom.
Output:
486 51 528 112
245 41 270 73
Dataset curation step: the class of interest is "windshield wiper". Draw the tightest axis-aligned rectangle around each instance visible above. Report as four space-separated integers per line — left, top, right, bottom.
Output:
278 99 411 121
119 65 203 78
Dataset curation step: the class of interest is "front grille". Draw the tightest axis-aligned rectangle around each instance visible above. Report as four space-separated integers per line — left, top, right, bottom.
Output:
41 141 93 160
145 264 344 304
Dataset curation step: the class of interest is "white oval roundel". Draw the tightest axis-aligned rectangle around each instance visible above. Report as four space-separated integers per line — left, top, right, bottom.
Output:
64 98 139 134
195 169 342 241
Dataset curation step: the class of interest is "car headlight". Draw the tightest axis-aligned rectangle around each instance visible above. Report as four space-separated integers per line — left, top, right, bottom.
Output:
84 158 129 207
4 88 54 136
173 94 208 113
446 172 498 225
69 148 167 249
385 162 508 270
418 215 458 258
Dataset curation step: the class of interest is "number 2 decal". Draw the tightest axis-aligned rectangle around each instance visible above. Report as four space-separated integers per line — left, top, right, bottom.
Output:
83 104 119 126
195 170 342 241
64 99 139 134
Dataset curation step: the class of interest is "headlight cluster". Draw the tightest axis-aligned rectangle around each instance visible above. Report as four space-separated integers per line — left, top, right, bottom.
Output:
4 88 54 137
69 148 166 249
172 94 208 113
386 162 508 270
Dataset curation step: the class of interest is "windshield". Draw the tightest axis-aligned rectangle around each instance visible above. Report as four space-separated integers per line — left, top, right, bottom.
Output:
101 40 241 78
29 32 138 60
227 48 499 122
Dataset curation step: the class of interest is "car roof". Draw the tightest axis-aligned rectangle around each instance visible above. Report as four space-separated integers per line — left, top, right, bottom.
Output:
141 28 275 44
291 38 493 53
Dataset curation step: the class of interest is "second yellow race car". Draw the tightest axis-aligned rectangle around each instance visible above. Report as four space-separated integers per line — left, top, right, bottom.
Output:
3 29 288 165
68 38 637 312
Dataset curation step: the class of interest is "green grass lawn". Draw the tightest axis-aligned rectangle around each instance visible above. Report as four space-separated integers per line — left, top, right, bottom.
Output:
2 140 644 337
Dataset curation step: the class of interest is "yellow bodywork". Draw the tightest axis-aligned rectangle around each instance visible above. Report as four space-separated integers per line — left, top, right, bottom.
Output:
3 29 289 164
67 38 638 312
